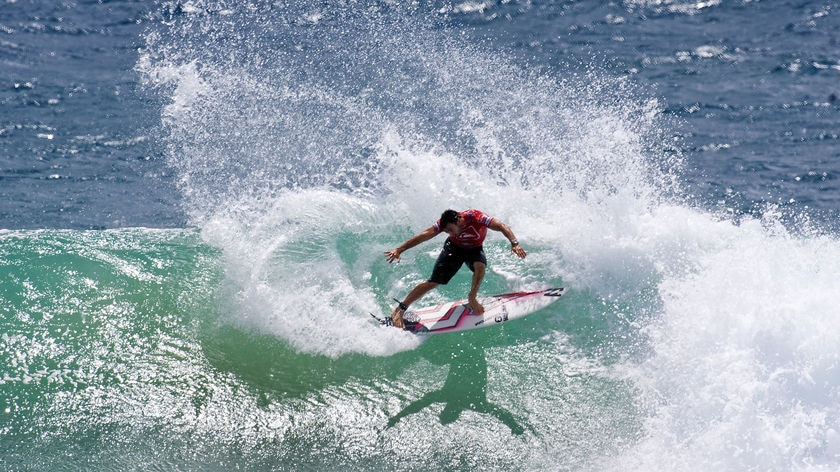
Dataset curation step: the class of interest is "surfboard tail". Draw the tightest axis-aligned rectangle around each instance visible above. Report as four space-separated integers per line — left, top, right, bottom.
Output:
370 312 430 332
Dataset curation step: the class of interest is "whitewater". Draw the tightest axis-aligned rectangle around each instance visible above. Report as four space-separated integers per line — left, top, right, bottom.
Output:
2 1 839 470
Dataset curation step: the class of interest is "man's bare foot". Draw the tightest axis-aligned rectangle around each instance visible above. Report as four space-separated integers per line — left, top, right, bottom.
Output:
467 298 484 315
390 306 406 329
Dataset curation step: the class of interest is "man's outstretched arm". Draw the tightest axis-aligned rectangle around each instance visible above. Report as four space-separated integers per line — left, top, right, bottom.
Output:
384 225 439 263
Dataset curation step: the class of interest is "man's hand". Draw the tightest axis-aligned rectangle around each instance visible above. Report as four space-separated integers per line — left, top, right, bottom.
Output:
511 243 526 259
384 249 402 263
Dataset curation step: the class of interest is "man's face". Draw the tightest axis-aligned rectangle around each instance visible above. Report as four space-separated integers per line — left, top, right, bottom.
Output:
442 217 462 237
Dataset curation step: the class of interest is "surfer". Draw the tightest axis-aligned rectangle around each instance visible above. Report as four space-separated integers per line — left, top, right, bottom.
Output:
384 209 526 328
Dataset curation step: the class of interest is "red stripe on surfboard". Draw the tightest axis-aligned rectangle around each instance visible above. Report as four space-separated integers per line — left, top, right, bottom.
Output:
411 303 470 331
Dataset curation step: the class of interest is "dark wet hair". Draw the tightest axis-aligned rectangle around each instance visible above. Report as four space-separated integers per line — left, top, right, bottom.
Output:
439 209 460 228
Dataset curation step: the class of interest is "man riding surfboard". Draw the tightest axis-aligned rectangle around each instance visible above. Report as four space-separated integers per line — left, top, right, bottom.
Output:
384 209 526 329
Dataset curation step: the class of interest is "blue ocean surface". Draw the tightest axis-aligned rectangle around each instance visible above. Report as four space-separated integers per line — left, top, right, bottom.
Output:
1 1 839 470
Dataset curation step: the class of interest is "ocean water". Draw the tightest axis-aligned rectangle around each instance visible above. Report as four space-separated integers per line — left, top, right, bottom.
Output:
2 0 839 470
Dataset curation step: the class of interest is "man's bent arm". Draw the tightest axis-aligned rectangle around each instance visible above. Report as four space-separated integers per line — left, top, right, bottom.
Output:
488 219 526 259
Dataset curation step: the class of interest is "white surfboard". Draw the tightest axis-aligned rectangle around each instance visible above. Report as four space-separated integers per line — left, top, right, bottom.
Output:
375 288 565 334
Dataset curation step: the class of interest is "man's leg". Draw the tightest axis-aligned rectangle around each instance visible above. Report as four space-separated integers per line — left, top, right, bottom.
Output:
391 281 439 329
403 281 439 307
467 261 486 314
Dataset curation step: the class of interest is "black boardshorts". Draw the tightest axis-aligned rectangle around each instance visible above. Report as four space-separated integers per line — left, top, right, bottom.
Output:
428 239 487 285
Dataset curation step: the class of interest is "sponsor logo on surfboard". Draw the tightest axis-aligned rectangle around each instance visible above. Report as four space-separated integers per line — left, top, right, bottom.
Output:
494 305 510 323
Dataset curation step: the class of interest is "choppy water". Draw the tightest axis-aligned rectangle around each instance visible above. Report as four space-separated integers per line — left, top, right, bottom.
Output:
2 1 839 470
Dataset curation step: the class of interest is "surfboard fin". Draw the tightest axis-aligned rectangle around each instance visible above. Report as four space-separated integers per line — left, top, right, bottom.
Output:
369 312 394 327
